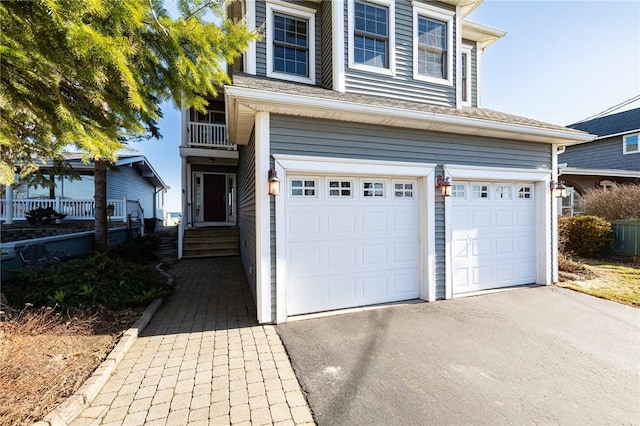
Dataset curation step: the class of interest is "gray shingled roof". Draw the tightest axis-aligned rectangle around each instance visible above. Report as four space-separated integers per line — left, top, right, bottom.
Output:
231 74 586 135
568 108 640 137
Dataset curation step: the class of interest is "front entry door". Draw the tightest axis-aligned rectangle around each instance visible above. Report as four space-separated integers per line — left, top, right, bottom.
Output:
203 174 226 222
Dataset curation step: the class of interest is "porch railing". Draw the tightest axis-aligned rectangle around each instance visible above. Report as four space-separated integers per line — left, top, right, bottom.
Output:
1 198 128 222
188 122 236 149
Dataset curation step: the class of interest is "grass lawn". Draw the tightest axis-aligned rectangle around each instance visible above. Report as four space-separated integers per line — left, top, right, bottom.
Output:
558 256 640 307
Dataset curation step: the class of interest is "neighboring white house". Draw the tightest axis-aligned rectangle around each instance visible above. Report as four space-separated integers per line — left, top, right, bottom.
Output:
1 154 169 225
178 0 594 323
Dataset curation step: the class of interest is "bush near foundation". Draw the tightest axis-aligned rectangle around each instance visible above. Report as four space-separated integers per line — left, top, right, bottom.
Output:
578 184 640 220
558 215 613 256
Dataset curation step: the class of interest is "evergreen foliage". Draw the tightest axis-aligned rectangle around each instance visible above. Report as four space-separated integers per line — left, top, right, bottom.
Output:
0 0 257 184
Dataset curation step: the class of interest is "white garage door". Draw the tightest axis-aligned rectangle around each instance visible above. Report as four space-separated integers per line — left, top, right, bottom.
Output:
285 175 419 316
451 181 536 295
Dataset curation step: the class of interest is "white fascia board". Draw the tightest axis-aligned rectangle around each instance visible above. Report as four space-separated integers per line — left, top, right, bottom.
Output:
559 167 640 178
273 154 436 176
225 86 594 144
461 20 506 51
444 164 551 181
116 156 169 189
592 129 640 140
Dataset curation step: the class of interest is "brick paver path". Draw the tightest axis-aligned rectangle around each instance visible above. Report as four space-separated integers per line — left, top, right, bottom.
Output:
71 257 314 426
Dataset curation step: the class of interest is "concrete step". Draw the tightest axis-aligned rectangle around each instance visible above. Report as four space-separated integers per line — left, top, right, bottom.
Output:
182 226 240 258
182 248 240 258
183 241 239 250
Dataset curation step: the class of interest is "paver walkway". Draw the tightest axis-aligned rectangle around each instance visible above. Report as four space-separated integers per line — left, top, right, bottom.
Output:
71 257 314 426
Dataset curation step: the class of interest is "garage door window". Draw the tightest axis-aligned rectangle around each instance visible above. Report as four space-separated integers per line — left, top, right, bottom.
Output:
472 184 490 199
290 179 317 197
452 183 466 199
328 179 353 197
495 184 512 200
393 181 415 199
363 181 385 197
518 185 533 199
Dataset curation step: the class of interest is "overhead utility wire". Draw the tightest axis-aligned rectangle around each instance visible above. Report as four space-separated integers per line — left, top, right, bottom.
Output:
575 94 640 123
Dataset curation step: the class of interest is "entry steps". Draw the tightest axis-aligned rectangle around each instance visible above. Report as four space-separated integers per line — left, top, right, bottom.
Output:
182 226 240 258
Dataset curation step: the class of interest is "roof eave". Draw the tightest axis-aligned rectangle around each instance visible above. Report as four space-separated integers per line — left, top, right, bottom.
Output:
559 167 640 178
225 86 594 146
461 20 507 51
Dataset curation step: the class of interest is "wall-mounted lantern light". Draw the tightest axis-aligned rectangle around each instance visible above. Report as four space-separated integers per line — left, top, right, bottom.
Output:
268 169 280 196
551 180 567 198
436 175 452 197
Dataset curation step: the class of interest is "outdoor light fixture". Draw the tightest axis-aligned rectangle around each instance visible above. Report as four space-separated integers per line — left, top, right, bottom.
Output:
268 169 280 196
436 175 452 197
551 180 567 198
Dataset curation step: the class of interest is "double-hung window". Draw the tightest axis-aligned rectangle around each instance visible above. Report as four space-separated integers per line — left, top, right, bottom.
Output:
348 0 395 75
266 2 316 84
413 3 454 85
623 133 639 154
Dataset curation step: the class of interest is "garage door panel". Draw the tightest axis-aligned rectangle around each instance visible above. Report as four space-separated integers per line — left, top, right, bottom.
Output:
362 244 387 265
362 212 388 232
328 246 356 268
287 268 419 315
286 175 419 315
328 212 356 234
288 212 320 236
453 181 536 295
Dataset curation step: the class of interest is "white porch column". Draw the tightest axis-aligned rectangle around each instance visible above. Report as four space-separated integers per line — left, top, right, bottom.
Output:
5 184 13 224
255 111 272 323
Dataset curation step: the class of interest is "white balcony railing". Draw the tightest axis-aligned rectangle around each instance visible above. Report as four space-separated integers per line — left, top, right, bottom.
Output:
1 198 128 222
188 122 236 150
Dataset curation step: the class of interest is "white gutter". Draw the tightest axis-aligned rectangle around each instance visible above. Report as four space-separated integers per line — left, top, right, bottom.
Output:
225 85 595 145
559 167 640 178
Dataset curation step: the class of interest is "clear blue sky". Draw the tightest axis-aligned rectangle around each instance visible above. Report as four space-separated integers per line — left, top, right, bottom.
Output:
136 0 640 211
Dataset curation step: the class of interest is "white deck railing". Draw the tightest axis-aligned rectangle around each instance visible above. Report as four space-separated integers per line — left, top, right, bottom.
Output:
188 122 236 150
0 198 128 222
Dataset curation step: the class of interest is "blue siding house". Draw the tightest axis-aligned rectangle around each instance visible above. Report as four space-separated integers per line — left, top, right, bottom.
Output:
179 0 593 323
558 108 640 215
1 155 168 225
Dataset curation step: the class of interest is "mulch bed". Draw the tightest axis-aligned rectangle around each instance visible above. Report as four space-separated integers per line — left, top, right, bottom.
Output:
0 306 143 425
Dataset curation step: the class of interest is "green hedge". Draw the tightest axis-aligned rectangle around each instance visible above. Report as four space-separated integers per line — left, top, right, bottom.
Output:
558 215 613 256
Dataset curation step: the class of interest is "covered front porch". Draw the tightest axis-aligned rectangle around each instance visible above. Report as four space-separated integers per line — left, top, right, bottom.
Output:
0 197 143 223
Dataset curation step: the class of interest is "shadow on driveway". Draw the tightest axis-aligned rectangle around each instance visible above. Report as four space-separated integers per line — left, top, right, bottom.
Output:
277 286 640 425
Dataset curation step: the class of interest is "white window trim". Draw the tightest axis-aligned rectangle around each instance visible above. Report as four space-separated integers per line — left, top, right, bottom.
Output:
347 0 396 77
266 1 316 85
443 165 552 300
273 154 437 323
623 133 640 155
412 1 454 86
460 45 472 106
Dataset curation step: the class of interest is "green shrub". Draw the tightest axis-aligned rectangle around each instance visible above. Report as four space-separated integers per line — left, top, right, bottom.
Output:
25 207 66 225
110 234 161 264
4 252 171 310
578 184 640 220
558 215 613 256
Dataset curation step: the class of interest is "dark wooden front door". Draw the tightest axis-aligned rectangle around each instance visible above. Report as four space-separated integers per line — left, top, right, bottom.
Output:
203 174 226 222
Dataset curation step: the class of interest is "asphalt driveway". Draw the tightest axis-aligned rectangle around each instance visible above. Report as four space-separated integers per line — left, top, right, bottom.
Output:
277 286 640 425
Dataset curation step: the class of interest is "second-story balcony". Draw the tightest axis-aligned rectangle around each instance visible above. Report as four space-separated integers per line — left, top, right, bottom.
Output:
188 122 236 150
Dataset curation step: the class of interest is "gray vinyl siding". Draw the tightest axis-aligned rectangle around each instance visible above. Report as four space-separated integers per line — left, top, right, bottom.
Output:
269 115 552 300
559 136 640 171
344 0 457 107
320 0 333 89
107 166 155 219
238 130 257 301
255 0 322 85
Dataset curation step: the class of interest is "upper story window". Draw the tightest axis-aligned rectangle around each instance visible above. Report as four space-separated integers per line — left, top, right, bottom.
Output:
266 1 316 85
348 0 395 76
461 46 472 106
623 133 639 154
412 2 454 86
